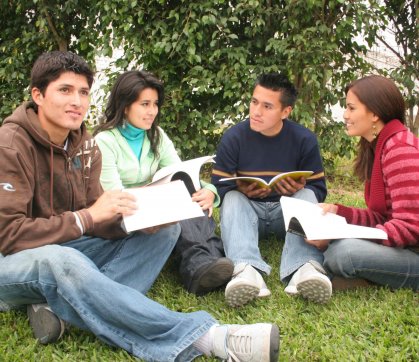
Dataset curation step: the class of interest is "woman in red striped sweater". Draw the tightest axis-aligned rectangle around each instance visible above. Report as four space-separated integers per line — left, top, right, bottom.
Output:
306 75 419 291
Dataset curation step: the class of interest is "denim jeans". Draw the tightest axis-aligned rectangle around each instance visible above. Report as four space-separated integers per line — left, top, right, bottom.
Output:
0 224 216 361
220 189 321 282
324 238 419 291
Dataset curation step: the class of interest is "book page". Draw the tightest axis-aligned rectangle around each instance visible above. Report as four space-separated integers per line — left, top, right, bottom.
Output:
220 170 313 189
280 196 387 240
269 170 313 186
219 176 269 188
150 155 215 192
122 180 204 232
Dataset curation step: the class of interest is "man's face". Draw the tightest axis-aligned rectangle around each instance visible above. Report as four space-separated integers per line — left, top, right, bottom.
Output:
249 85 292 136
32 71 90 145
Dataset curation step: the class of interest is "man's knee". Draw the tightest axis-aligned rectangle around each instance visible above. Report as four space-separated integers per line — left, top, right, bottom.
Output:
221 191 249 215
292 188 318 203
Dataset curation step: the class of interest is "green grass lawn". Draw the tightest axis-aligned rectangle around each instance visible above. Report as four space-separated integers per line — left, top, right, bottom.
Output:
1 179 418 361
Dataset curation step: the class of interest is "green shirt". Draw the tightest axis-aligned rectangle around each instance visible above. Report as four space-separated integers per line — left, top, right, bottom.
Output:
95 127 220 206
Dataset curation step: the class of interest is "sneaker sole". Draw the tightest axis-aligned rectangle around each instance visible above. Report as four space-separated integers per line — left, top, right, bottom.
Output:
225 280 260 307
269 324 280 362
189 258 234 296
27 305 65 344
296 277 332 303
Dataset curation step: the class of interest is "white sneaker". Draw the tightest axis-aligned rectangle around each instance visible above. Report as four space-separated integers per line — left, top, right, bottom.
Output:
258 280 272 298
284 261 332 303
225 263 265 307
212 323 280 362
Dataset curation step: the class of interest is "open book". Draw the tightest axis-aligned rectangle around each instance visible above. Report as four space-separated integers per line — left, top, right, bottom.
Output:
122 180 204 232
220 170 313 190
148 155 215 195
280 196 388 240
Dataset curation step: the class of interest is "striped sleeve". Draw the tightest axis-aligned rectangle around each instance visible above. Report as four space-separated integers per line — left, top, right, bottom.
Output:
379 137 419 247
338 135 419 247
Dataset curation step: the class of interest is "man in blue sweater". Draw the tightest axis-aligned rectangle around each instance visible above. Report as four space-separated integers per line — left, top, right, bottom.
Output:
212 72 330 306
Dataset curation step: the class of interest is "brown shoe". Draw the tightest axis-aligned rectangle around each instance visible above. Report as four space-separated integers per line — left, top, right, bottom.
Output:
332 276 371 291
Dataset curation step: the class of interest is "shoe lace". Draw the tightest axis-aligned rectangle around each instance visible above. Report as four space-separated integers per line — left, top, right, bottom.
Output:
225 332 252 361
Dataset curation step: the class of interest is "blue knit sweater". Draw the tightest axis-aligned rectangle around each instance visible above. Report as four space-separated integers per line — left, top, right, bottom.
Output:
211 118 327 203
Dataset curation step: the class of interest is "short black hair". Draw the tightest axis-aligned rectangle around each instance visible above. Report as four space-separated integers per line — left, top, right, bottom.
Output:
254 72 298 107
30 51 94 95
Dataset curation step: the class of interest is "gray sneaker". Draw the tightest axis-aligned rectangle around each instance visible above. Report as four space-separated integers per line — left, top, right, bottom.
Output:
212 323 280 361
27 303 66 344
286 261 332 303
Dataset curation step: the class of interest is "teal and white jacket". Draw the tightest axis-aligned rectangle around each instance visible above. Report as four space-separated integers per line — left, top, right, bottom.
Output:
95 127 220 207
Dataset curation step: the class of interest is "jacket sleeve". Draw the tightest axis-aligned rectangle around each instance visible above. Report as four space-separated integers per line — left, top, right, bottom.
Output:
84 141 127 240
95 131 125 191
0 146 83 255
156 128 182 167
299 141 327 203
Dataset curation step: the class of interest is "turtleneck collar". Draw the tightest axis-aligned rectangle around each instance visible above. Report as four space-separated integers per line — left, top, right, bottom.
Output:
118 122 146 140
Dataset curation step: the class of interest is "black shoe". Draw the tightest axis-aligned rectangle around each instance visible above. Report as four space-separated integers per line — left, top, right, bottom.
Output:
27 304 65 344
189 257 234 296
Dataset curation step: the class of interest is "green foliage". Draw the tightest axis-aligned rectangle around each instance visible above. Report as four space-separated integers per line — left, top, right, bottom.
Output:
372 0 419 135
89 0 380 158
317 121 357 175
1 0 417 161
0 0 96 123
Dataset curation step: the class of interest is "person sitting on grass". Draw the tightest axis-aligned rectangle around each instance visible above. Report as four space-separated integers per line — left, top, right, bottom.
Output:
211 72 329 306
0 50 280 362
93 70 234 296
304 75 419 292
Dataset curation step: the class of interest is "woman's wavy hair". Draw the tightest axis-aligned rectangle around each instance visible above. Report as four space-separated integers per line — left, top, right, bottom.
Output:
94 70 164 159
345 75 405 182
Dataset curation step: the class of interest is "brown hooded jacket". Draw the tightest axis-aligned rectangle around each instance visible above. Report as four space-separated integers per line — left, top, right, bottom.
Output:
0 102 126 255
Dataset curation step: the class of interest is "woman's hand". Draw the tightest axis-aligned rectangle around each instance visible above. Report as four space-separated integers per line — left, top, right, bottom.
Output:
318 203 338 214
192 188 215 217
305 238 331 251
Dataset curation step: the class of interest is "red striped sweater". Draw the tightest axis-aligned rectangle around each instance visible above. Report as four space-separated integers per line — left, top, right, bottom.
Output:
336 120 419 247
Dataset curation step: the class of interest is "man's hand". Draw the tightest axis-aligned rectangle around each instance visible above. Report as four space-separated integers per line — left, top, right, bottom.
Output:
192 188 215 217
236 180 271 199
272 176 306 196
87 190 137 224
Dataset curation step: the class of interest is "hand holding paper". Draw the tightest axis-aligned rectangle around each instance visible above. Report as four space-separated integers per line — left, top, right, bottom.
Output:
280 196 387 240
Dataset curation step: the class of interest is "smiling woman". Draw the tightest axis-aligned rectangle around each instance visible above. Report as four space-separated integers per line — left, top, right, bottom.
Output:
93 70 235 297
304 75 419 292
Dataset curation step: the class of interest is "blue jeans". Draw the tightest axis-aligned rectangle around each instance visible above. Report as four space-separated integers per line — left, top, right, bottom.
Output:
0 224 216 362
324 238 419 290
220 189 321 282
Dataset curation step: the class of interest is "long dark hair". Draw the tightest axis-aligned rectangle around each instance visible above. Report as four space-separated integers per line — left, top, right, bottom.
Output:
345 75 405 182
94 70 165 159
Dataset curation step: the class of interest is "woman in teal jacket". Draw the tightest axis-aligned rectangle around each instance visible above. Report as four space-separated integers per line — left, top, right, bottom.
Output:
94 70 233 295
